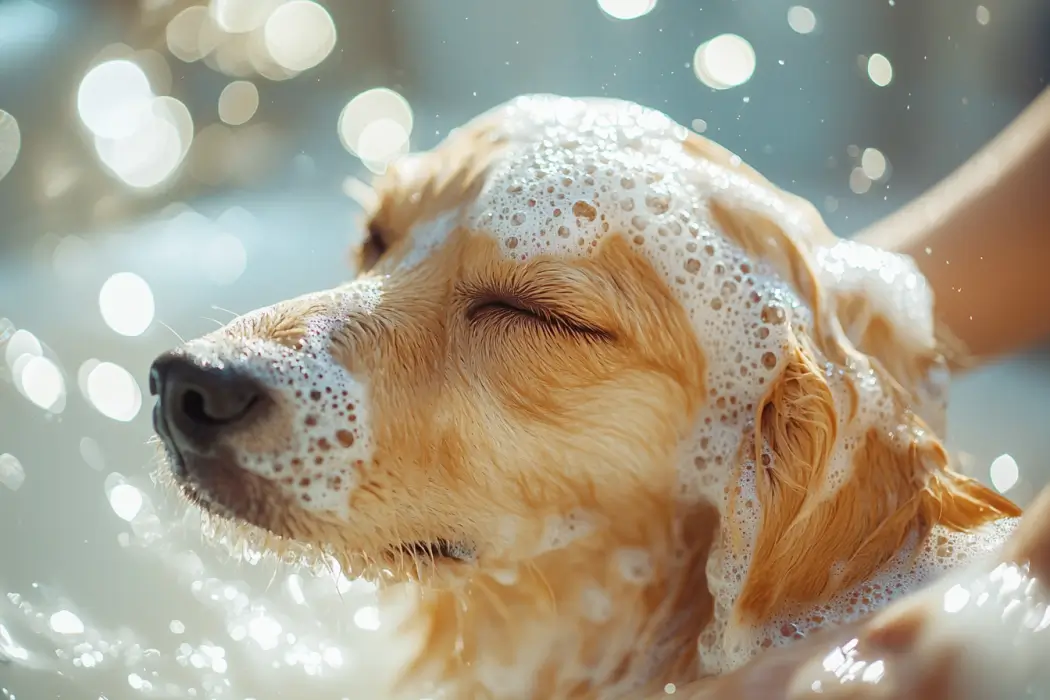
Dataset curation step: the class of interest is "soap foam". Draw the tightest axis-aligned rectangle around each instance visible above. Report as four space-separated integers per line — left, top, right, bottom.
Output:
182 280 382 518
393 95 965 673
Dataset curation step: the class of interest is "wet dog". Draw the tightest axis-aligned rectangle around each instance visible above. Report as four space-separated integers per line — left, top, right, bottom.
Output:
151 95 1029 699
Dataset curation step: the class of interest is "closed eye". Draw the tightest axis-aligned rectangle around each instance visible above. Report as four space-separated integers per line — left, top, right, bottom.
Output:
467 294 613 341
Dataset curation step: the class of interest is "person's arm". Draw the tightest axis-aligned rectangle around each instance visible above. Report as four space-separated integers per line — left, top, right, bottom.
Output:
856 87 1050 364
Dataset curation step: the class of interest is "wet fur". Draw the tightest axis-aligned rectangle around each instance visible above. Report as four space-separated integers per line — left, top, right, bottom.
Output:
158 104 1021 699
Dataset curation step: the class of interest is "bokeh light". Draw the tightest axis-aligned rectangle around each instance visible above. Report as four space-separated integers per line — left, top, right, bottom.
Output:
787 6 817 35
693 34 756 90
16 355 65 412
0 453 25 492
218 80 260 125
861 147 888 180
990 453 1020 493
338 88 414 173
77 60 154 140
867 53 893 87
98 272 155 337
263 1 337 73
353 606 381 631
85 361 142 422
94 96 193 189
597 0 657 21
78 57 194 189
0 108 21 182
79 436 105 471
49 611 84 636
108 483 144 522
976 5 991 25
849 167 872 194
4 328 42 368
165 6 212 63
210 0 284 34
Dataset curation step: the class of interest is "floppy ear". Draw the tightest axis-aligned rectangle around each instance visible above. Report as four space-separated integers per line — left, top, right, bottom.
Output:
708 196 1021 626
355 125 504 274
733 350 1020 624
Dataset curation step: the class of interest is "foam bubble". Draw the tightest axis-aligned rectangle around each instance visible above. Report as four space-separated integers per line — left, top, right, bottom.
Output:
182 280 382 517
389 95 955 672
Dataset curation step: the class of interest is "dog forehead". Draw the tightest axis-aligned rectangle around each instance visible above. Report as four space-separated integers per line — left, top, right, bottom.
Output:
383 96 808 498
390 94 941 499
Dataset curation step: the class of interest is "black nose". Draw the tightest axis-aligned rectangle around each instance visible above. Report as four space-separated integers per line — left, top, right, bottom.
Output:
149 351 265 456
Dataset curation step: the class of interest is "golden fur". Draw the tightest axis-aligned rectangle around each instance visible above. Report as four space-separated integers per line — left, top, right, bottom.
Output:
155 100 1022 699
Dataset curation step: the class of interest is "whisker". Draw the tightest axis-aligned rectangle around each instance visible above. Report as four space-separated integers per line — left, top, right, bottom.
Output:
201 316 225 328
156 320 186 343
210 305 242 319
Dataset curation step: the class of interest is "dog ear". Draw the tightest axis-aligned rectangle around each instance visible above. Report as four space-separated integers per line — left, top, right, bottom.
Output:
708 198 1021 626
353 127 502 275
730 337 839 623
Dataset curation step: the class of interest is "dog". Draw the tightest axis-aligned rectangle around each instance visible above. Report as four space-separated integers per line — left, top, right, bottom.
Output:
150 95 1039 699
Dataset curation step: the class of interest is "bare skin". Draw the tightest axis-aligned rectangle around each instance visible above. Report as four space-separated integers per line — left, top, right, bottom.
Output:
856 87 1050 363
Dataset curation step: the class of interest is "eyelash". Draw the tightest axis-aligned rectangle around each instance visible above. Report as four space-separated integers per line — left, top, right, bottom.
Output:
466 295 612 341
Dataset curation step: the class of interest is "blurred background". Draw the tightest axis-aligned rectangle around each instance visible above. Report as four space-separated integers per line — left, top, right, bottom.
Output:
1 0 1049 698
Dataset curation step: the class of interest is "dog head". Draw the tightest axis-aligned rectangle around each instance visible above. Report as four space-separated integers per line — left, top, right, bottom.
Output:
150 95 1018 693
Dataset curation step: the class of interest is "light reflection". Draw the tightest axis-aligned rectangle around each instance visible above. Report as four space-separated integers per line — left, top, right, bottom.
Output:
356 117 411 164
849 167 872 194
0 623 29 662
263 1 337 73
49 610 85 636
866 53 893 87
0 453 25 492
98 272 155 337
166 6 212 62
247 615 283 650
76 60 154 140
861 147 888 180
990 453 1020 493
16 355 65 412
85 361 142 423
218 80 261 125
943 583 972 613
93 96 193 189
597 0 657 21
4 328 42 368
109 483 144 522
0 109 20 183
79 437 105 471
352 606 381 631
338 88 414 173
787 6 817 35
78 57 193 189
210 0 284 34
693 34 756 90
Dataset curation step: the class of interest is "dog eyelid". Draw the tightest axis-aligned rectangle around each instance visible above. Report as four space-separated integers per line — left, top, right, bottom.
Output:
465 291 614 341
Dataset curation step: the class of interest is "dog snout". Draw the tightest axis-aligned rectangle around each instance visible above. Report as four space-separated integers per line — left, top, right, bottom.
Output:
150 350 268 457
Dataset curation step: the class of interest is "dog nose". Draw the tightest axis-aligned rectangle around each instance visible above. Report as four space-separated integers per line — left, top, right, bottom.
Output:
149 351 265 455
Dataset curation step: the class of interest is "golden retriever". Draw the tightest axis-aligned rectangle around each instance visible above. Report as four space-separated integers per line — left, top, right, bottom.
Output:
149 95 1040 699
